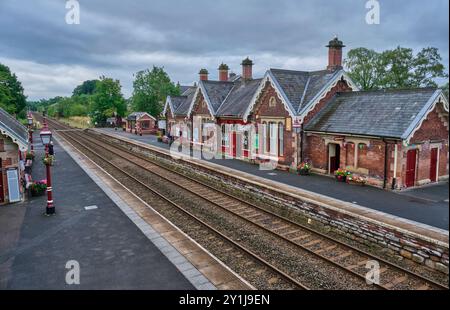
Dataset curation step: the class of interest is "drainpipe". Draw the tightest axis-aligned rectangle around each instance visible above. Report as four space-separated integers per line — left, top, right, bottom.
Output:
300 124 305 163
383 138 389 189
391 143 398 190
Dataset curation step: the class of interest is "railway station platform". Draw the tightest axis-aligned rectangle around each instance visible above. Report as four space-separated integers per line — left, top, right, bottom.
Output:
0 132 247 289
97 128 449 231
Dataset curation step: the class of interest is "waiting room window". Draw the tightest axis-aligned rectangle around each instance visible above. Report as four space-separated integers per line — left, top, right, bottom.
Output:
278 122 284 157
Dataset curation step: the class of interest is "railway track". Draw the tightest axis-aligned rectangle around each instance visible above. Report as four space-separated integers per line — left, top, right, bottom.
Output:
40 116 448 290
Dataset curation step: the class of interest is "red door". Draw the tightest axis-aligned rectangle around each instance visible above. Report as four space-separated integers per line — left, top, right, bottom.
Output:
231 131 237 157
406 149 417 187
430 148 438 182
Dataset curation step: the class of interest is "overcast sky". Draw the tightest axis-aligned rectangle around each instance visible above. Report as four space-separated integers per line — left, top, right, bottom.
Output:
0 0 448 100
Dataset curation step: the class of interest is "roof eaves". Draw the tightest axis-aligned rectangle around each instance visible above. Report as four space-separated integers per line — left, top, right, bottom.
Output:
401 89 444 141
266 69 297 116
298 69 358 117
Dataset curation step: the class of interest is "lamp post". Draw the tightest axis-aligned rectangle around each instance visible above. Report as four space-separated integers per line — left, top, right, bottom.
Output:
40 118 55 215
27 113 34 153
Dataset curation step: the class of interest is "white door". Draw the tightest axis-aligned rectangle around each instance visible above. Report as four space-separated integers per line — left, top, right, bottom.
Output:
7 169 21 203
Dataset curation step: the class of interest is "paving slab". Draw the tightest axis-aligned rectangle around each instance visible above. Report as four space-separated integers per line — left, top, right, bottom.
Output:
0 132 194 290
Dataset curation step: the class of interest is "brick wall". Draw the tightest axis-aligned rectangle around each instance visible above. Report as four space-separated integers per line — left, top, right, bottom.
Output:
401 104 449 186
302 80 352 124
191 92 211 116
253 81 294 167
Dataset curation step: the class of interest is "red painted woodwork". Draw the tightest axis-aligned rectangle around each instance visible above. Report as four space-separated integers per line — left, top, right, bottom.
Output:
430 148 438 182
329 144 340 174
406 149 417 187
232 131 237 157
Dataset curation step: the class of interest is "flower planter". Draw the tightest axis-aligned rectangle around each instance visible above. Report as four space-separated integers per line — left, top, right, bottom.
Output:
335 175 347 182
31 190 45 197
298 169 310 175
347 180 365 186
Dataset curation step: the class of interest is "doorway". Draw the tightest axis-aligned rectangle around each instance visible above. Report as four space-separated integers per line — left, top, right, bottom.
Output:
329 143 340 174
430 148 438 183
406 149 417 187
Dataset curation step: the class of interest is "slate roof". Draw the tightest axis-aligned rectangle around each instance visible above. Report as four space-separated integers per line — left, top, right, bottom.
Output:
179 85 191 94
126 112 155 121
305 88 440 139
269 68 341 114
0 107 28 149
216 78 262 118
167 86 197 117
200 80 235 113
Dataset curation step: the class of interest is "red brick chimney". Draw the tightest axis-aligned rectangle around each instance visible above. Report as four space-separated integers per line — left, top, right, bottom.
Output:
326 36 345 71
241 57 253 80
218 63 229 82
199 68 208 81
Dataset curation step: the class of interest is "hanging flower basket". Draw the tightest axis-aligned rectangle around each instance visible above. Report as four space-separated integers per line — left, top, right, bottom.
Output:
25 152 35 160
42 155 55 166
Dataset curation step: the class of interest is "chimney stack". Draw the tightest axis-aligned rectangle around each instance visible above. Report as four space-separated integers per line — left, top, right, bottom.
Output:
218 63 229 81
199 68 209 81
326 36 345 71
241 57 253 80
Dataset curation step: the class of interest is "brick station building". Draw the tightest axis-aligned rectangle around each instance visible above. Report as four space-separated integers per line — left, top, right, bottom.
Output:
163 37 449 189
125 112 157 135
0 107 28 204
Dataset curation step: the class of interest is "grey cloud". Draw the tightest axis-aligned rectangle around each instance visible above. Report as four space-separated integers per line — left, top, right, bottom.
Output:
0 0 448 100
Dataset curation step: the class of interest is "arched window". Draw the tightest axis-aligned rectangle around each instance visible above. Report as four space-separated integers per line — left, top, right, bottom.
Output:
278 122 284 157
269 96 277 107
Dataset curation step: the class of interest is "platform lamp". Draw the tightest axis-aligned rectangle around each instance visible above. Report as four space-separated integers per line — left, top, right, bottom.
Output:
40 122 55 215
27 113 34 154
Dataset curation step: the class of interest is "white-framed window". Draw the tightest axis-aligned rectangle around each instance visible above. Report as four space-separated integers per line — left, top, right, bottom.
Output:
269 122 277 155
269 96 276 107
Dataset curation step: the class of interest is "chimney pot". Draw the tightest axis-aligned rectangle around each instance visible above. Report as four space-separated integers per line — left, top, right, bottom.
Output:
241 57 253 80
326 36 345 71
218 63 229 81
199 68 209 81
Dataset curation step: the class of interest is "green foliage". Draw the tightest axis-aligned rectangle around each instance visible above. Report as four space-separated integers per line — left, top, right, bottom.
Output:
72 80 98 96
441 83 449 100
0 63 27 115
90 76 126 126
345 46 448 90
131 66 180 117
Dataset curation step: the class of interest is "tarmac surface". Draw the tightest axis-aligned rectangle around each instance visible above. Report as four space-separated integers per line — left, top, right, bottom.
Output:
99 128 449 231
0 133 194 289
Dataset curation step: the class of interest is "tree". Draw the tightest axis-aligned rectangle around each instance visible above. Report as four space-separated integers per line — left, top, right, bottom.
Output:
379 47 415 89
90 76 126 126
131 66 180 117
0 63 26 115
344 46 448 90
72 79 98 96
411 47 448 88
344 48 385 90
441 83 449 100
